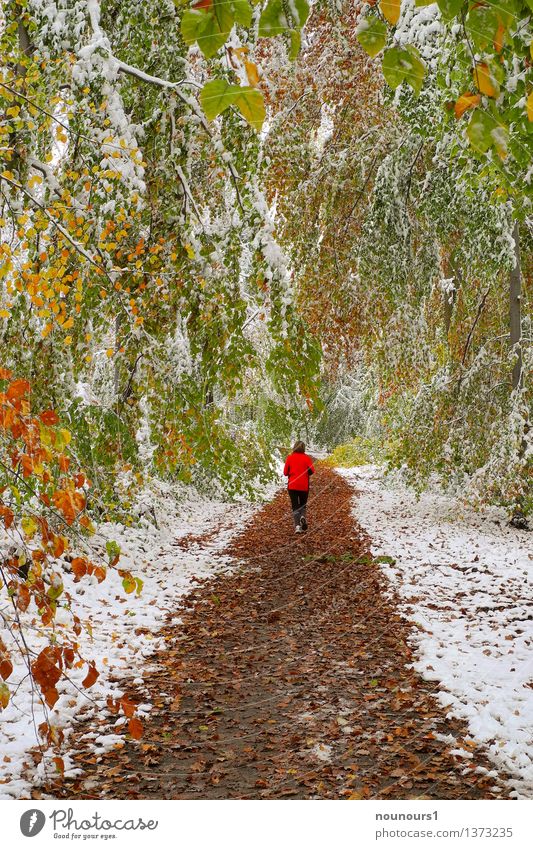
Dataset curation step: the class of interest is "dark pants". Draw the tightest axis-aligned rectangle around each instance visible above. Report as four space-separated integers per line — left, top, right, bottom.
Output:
288 489 308 527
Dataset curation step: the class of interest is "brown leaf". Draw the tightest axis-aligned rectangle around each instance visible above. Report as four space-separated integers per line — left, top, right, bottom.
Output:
128 717 143 740
82 663 99 689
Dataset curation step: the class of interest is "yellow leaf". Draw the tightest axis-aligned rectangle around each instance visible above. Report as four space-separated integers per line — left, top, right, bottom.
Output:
0 309 10 318
64 335 72 346
381 0 401 25
0 682 9 710
21 515 38 539
106 348 114 358
527 90 533 122
245 60 260 87
473 63 499 98
59 428 71 445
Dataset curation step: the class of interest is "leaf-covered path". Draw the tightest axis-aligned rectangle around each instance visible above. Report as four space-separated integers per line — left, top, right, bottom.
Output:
46 466 507 799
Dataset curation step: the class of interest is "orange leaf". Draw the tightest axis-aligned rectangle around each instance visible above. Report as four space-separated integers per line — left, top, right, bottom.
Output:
52 489 85 524
454 92 481 119
82 663 99 689
40 410 59 425
120 698 136 718
0 368 13 380
0 506 14 529
58 454 70 472
128 717 143 739
494 20 505 53
93 566 106 583
71 557 88 579
52 535 66 558
107 697 121 714
53 756 65 774
32 646 62 689
21 454 34 478
6 379 30 400
16 584 30 612
245 60 260 87
0 658 13 681
473 63 499 97
63 647 75 668
44 686 60 708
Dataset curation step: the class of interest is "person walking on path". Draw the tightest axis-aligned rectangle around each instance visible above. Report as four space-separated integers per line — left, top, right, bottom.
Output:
283 441 315 533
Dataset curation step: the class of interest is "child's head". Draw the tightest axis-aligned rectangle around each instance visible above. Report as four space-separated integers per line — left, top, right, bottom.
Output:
292 440 305 454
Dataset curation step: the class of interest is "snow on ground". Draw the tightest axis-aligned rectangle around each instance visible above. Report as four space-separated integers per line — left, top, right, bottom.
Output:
0 477 272 799
340 465 533 799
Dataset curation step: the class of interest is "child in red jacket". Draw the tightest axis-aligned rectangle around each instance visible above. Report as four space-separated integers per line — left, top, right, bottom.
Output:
283 441 315 533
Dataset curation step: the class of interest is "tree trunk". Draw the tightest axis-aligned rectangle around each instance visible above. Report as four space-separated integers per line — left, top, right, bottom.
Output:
442 253 461 338
508 220 530 529
510 220 522 391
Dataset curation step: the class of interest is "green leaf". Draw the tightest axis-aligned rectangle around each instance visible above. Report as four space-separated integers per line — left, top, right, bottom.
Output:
200 79 239 120
234 87 266 131
466 110 495 153
382 46 407 89
258 0 285 36
181 9 210 46
230 0 252 26
135 577 144 596
436 0 464 22
289 29 301 60
496 0 519 28
47 578 64 601
200 80 265 130
106 539 121 563
181 1 235 58
259 0 309 37
382 45 427 95
415 0 436 6
466 108 508 159
466 5 499 52
122 575 136 594
356 17 388 58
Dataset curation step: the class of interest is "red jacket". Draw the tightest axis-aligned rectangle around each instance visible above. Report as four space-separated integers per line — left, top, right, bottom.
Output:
283 452 315 492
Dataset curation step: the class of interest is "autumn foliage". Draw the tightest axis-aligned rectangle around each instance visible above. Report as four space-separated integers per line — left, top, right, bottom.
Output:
0 369 142 750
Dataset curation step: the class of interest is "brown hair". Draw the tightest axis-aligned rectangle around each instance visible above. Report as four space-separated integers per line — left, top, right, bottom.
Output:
292 440 305 454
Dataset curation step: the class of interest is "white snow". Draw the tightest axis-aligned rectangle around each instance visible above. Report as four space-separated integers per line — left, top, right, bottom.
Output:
0 479 258 799
340 465 533 799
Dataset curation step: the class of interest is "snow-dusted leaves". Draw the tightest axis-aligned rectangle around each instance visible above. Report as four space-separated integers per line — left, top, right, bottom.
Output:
382 46 427 96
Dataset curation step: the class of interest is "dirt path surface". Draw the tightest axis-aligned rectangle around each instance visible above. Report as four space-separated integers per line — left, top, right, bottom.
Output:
44 466 508 799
